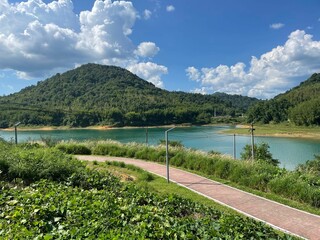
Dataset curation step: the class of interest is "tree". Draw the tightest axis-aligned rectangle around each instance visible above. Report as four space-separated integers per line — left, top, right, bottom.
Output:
241 142 279 166
296 155 320 174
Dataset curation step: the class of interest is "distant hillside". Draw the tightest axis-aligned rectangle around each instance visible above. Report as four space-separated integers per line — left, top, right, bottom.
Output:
247 73 320 126
0 63 258 128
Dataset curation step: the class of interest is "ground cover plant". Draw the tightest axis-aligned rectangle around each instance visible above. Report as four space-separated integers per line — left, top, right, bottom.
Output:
0 140 295 239
56 140 320 209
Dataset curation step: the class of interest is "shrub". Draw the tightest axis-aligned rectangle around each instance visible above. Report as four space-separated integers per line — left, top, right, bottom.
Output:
296 155 320 175
53 140 320 208
139 172 155 182
241 142 280 166
40 136 59 147
0 144 85 184
56 143 91 155
92 143 127 156
159 139 184 148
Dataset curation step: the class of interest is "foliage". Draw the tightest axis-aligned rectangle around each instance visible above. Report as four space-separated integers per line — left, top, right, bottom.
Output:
0 64 258 128
247 73 320 126
0 179 292 239
55 142 91 155
40 136 59 147
159 139 184 148
0 142 85 184
240 142 280 166
289 97 320 126
56 140 320 208
296 155 320 175
0 143 292 239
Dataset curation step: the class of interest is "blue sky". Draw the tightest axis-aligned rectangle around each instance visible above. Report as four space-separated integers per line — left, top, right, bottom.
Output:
1 0 320 99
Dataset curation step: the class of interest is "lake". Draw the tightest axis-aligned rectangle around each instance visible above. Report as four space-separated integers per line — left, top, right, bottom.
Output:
1 125 319 170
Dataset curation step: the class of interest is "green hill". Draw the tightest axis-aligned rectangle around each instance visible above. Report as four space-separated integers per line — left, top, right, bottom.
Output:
247 73 320 125
0 63 258 128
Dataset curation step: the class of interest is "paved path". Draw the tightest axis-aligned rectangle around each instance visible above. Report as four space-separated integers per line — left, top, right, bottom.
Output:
76 155 320 240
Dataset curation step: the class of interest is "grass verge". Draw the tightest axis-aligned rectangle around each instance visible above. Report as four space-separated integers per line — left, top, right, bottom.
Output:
222 123 320 139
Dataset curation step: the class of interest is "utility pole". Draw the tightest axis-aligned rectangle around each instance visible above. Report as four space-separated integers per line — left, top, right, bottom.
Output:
249 122 255 161
233 134 236 159
14 122 21 144
165 127 176 183
145 127 148 146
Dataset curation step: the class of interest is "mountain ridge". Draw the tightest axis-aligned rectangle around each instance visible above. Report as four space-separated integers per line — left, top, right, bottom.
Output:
0 63 258 128
247 73 320 125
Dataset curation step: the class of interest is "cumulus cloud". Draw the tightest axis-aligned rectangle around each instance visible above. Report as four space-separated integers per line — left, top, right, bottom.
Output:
192 87 207 95
270 23 285 29
128 62 168 88
166 5 175 12
0 0 167 86
187 30 320 99
143 9 152 19
134 42 160 58
186 66 201 81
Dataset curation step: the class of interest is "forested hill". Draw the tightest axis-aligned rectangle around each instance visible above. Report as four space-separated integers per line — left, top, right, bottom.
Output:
247 73 320 126
0 63 258 128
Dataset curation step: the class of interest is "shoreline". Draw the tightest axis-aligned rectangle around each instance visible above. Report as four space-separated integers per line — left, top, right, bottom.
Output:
1 124 320 140
0 124 188 132
221 124 320 140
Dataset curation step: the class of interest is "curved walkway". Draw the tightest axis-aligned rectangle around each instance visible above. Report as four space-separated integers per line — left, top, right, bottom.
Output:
76 155 320 240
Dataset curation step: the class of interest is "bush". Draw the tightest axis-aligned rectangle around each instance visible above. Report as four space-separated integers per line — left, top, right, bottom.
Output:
92 143 127 156
0 144 85 184
56 143 91 155
268 172 320 207
241 142 279 166
53 140 320 208
139 172 155 182
296 155 320 175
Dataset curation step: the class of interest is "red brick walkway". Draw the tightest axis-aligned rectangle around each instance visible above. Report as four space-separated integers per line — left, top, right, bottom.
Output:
76 155 320 240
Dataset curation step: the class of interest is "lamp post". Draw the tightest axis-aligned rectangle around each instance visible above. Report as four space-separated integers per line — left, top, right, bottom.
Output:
14 122 21 144
165 127 176 183
250 122 255 161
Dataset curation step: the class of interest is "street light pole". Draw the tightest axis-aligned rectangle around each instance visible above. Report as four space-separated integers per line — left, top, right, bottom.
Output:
145 127 148 146
14 122 21 144
165 127 176 183
250 122 255 161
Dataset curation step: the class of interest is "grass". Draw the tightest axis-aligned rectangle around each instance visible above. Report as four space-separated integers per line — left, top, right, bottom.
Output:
86 160 299 239
86 157 320 216
86 161 239 215
57 139 320 210
222 123 320 139
195 170 320 216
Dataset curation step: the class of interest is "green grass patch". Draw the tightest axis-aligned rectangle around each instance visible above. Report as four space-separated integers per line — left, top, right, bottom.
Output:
222 123 320 139
56 140 320 211
0 142 296 239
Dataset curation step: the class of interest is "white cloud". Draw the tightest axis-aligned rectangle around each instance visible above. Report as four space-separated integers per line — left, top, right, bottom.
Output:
186 66 201 81
128 62 168 88
134 42 159 58
143 9 152 20
270 23 285 29
186 30 320 99
192 87 207 95
166 5 175 12
0 0 167 86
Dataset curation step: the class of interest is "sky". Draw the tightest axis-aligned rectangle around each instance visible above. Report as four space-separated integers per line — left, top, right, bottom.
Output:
0 0 320 99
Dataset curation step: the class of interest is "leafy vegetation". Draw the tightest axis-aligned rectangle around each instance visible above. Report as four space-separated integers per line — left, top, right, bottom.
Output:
240 142 280 166
0 63 258 128
57 140 320 208
0 140 294 239
247 73 320 126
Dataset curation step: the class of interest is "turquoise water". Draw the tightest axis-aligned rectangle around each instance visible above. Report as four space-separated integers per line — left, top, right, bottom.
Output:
1 126 319 170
